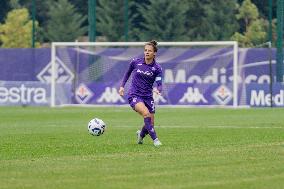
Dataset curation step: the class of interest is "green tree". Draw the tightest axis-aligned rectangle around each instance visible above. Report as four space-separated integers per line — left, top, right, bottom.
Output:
0 1 10 23
20 0 52 26
136 0 188 41
69 0 88 17
0 8 40 48
96 0 136 41
45 0 87 42
185 0 238 41
232 0 267 47
236 0 259 30
238 0 276 19
9 0 21 9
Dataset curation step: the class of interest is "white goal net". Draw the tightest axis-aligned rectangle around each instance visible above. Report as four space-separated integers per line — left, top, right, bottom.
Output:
51 41 239 107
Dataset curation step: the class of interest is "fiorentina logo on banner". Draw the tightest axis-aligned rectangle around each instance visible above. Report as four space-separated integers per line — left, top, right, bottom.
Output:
75 83 93 104
37 57 74 83
212 85 233 105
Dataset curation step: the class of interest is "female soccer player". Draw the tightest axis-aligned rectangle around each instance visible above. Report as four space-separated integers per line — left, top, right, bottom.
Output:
119 40 163 147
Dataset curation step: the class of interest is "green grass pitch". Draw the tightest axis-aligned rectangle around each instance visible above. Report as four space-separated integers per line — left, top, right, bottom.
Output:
0 107 284 189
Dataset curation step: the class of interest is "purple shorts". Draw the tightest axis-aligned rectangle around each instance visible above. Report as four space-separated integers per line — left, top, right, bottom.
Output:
128 96 155 113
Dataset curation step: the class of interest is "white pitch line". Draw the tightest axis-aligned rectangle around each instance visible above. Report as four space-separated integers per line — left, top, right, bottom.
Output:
114 125 284 129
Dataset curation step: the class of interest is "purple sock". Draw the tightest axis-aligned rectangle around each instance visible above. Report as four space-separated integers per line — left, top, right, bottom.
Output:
144 117 157 140
140 125 148 138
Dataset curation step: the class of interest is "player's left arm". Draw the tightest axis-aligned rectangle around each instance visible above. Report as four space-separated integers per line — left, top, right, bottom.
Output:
154 66 163 95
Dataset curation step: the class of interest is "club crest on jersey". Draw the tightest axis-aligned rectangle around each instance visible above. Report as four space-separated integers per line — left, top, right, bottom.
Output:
137 69 153 76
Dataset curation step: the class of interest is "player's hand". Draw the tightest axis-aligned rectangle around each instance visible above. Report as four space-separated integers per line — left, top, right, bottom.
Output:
119 87 124 96
153 88 161 96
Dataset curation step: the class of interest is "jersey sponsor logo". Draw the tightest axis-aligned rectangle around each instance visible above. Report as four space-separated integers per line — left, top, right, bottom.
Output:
179 87 207 103
212 85 232 105
75 83 93 104
0 84 47 104
37 57 74 83
250 90 284 106
97 87 125 103
137 69 153 76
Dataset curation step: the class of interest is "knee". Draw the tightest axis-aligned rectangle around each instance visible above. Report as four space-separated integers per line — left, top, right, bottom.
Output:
142 112 151 118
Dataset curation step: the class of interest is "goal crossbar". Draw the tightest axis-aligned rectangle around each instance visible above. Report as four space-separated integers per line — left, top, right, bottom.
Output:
52 41 237 47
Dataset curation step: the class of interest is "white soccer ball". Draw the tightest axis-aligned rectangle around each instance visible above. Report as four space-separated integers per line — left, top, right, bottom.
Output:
87 118 106 136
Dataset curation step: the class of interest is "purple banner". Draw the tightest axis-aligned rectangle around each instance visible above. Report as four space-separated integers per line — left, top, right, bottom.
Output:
0 81 50 106
247 83 284 107
0 47 282 107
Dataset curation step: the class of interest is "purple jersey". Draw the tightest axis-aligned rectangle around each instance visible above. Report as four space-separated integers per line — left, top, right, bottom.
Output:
121 57 163 98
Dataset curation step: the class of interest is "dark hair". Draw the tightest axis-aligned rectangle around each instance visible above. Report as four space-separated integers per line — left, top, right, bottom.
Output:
145 40 158 52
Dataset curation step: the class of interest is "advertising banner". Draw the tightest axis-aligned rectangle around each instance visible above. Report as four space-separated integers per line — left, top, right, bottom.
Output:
0 81 50 106
0 48 283 107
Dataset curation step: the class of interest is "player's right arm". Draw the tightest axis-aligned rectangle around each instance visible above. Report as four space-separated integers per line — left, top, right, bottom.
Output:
119 59 135 96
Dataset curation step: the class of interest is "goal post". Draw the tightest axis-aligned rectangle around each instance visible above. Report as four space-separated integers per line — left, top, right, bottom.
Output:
50 41 239 108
